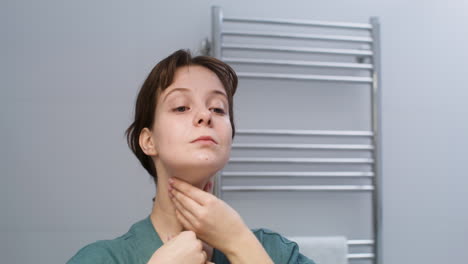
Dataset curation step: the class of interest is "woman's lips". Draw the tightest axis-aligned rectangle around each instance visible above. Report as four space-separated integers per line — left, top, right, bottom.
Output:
191 136 217 144
192 139 216 144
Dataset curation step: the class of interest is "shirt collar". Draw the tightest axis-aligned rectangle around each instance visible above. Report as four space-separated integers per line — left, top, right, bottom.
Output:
129 214 163 260
131 213 224 262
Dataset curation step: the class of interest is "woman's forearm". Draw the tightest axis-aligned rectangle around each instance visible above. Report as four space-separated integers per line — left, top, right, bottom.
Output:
223 228 274 264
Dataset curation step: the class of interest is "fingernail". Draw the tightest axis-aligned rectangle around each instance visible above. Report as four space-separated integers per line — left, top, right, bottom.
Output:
168 178 174 184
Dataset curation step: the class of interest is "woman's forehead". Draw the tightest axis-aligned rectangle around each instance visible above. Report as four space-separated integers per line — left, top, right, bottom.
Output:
161 65 227 101
172 65 221 85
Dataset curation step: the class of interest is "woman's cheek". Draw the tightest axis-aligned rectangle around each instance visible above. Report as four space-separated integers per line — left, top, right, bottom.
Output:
220 115 232 136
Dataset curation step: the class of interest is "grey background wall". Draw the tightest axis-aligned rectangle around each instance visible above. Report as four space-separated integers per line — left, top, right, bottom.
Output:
1 0 467 264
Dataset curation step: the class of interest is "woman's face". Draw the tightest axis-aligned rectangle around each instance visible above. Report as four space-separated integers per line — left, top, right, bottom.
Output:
151 65 233 184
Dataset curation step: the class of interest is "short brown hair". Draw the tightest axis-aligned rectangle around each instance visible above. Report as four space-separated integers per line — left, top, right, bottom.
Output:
125 49 238 185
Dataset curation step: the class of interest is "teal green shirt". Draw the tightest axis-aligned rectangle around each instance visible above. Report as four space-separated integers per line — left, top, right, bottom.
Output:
67 214 315 264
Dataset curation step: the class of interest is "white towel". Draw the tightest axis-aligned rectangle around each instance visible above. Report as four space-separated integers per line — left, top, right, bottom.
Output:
286 236 348 264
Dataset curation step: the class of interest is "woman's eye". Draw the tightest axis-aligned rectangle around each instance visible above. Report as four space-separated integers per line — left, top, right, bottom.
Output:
212 108 226 114
174 106 189 112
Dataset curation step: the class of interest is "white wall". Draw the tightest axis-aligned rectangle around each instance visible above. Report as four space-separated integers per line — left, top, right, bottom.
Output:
2 0 467 263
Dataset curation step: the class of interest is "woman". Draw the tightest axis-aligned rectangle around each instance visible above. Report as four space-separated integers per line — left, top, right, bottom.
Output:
67 49 315 264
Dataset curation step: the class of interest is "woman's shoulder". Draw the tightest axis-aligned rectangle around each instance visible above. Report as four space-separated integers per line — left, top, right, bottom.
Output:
66 240 113 264
66 217 152 264
66 233 135 264
251 227 295 242
250 227 316 264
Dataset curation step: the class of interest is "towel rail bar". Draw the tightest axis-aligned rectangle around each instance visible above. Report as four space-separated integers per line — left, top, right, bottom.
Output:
222 185 374 191
223 17 373 30
222 43 373 56
229 157 374 164
222 57 373 70
237 129 373 137
348 240 374 246
222 30 373 43
232 143 374 150
237 72 373 83
221 171 374 177
348 253 375 259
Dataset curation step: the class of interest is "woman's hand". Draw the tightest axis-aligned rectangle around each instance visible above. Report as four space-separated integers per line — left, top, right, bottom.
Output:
168 177 250 254
146 230 214 264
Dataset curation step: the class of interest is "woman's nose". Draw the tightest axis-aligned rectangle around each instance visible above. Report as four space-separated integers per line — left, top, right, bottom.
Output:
193 109 212 126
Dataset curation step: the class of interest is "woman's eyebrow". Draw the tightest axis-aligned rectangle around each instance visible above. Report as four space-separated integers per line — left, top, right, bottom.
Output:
211 90 228 100
163 87 227 102
162 87 190 103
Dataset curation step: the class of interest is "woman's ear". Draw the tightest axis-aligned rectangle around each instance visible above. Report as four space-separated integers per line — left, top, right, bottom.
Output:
139 127 158 156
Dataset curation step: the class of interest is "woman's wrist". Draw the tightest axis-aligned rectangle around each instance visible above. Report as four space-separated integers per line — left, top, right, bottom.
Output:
223 227 273 264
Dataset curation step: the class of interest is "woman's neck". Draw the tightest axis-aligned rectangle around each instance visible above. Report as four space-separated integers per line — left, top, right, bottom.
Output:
150 174 214 260
150 176 183 242
150 174 210 243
